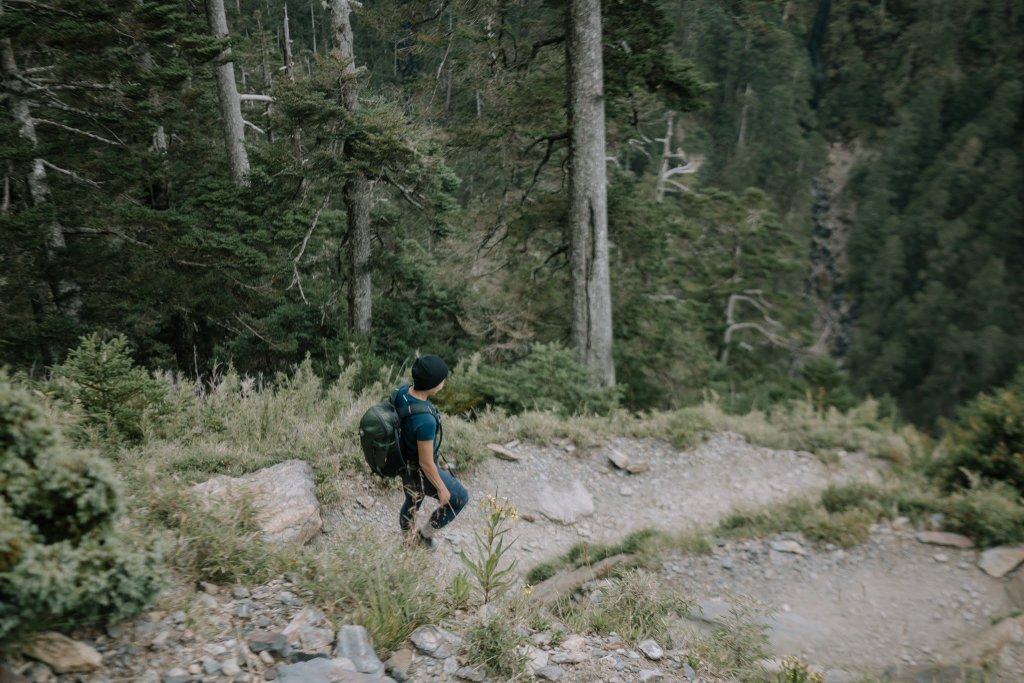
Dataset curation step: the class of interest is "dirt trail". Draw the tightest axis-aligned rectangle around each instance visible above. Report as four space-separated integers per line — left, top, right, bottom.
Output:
329 432 881 574
325 432 1020 678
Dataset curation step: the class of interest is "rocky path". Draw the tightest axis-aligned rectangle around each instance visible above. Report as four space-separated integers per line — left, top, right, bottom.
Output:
325 431 1023 680
327 432 882 581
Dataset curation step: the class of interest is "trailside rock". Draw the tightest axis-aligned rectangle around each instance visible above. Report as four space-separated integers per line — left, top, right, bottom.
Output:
335 625 384 675
486 443 522 461
22 632 103 674
284 608 334 655
190 459 322 545
637 639 664 660
978 546 1024 578
277 657 391 683
384 649 413 682
914 531 974 549
409 626 451 659
537 480 595 524
769 540 806 555
606 448 631 470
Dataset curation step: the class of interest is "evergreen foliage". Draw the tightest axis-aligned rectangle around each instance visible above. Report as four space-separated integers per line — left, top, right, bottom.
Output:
0 379 164 641
933 369 1024 496
0 0 1019 428
52 335 172 444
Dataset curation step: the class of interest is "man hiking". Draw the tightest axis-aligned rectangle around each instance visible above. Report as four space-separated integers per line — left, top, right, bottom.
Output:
395 354 470 548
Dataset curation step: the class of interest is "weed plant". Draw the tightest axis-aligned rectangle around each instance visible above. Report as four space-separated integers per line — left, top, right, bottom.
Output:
563 568 690 644
691 595 771 679
460 495 520 604
462 610 528 679
299 529 445 652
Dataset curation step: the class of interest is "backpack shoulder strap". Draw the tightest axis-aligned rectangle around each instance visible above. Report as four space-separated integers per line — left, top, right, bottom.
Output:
391 385 437 421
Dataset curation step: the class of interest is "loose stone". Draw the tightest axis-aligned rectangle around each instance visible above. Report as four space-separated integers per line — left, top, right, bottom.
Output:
638 639 664 660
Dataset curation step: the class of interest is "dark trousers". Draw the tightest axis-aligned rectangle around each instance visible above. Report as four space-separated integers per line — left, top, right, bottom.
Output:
399 468 470 532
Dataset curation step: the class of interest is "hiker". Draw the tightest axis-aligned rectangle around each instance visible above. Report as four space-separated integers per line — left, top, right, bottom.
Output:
395 354 470 547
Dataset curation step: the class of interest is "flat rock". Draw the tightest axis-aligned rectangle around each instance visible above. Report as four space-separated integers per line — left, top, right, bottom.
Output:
978 546 1024 578
486 443 521 461
537 480 595 524
769 540 806 555
190 459 322 545
637 639 664 660
626 462 651 474
639 671 664 683
454 666 485 682
334 625 384 675
915 531 974 549
247 630 290 656
356 496 375 510
560 634 586 652
550 652 587 665
536 665 564 681
606 449 631 470
277 657 389 683
23 632 103 674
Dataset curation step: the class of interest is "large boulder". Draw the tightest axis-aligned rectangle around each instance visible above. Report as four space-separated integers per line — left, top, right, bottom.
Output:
537 480 595 525
190 460 322 545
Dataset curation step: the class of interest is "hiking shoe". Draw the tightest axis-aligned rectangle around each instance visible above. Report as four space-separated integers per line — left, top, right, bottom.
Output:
416 530 435 550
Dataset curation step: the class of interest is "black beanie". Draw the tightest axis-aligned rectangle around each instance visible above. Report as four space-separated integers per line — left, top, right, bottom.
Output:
412 354 449 391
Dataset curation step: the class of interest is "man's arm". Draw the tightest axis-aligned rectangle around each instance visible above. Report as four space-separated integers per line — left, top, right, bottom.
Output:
418 440 451 507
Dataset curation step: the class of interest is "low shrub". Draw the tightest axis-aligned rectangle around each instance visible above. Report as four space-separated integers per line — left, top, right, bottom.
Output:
51 334 174 446
299 530 445 652
0 379 165 641
943 483 1024 547
933 369 1024 495
461 343 620 416
462 610 527 679
821 482 884 514
582 568 690 644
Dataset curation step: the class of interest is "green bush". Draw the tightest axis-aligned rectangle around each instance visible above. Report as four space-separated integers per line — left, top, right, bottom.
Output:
0 380 165 641
821 482 883 514
464 344 620 416
935 369 1024 495
52 334 173 445
943 483 1024 547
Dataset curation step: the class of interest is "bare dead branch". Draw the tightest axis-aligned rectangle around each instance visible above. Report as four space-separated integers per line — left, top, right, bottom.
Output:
288 194 331 304
233 313 270 343
517 34 565 69
521 131 569 206
40 159 101 188
239 94 274 103
382 173 424 210
242 119 266 135
33 118 124 146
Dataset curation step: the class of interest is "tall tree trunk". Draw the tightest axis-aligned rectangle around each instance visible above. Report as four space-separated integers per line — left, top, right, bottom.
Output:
566 0 615 386
1 6 80 361
205 0 250 186
331 0 373 334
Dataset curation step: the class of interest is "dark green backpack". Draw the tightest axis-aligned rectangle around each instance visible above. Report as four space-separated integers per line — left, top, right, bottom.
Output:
358 385 440 477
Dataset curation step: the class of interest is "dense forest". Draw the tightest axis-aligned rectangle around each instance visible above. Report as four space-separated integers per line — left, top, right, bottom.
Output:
1 0 1021 425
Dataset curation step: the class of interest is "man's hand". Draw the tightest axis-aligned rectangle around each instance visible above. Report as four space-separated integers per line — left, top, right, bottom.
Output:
438 486 451 507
